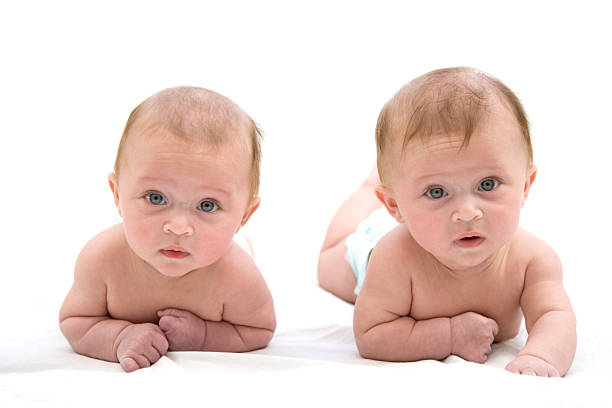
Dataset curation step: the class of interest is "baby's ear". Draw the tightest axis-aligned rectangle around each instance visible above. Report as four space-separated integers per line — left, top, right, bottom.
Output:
239 196 260 229
522 165 538 207
375 184 404 223
108 173 121 215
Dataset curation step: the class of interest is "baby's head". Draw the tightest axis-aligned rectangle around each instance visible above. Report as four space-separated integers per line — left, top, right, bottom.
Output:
113 86 262 203
109 87 262 277
375 67 532 185
374 68 537 270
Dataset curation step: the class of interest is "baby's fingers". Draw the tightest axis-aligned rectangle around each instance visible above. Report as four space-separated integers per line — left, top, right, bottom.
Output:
142 344 164 365
119 354 150 373
490 319 499 338
158 315 179 333
119 356 140 373
505 357 560 377
505 360 525 374
528 361 560 377
547 366 560 377
521 367 537 376
152 333 169 355
157 308 188 318
505 362 518 374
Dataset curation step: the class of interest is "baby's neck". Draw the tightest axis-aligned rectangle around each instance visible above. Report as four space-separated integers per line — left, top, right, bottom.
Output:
427 245 510 281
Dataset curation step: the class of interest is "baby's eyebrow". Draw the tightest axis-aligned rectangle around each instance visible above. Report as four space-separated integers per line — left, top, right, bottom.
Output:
136 176 233 197
413 167 506 184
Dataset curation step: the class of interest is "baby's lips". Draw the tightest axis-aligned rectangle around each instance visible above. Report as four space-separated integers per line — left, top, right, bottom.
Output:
456 231 482 240
163 244 188 252
160 248 190 258
454 234 485 248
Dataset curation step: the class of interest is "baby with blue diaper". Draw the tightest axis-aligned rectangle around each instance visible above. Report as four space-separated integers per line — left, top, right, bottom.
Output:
60 86 276 372
318 67 576 376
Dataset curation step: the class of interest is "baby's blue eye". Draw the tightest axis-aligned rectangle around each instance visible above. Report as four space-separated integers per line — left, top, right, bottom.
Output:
426 187 447 199
145 192 166 205
199 200 218 213
479 178 499 192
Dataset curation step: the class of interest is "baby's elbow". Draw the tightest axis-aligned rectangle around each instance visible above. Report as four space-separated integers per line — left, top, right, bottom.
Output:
354 329 378 360
59 316 77 342
243 327 275 351
59 317 84 354
253 306 276 348
356 341 379 360
258 327 275 348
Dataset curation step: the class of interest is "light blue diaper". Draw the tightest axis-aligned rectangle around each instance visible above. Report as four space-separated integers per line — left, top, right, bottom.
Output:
345 208 397 295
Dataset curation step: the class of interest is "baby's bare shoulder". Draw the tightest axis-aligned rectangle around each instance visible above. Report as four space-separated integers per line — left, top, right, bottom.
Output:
373 226 422 265
368 226 421 284
60 225 128 321
211 241 264 288
74 224 129 280
510 228 561 276
210 241 275 327
511 228 558 261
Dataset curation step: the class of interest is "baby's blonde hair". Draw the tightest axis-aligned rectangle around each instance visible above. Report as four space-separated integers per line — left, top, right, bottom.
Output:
375 67 532 182
114 86 263 202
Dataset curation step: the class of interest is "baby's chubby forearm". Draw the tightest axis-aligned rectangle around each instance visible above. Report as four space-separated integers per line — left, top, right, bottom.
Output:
355 315 453 361
203 320 274 352
59 316 133 362
514 310 577 376
60 316 169 372
355 311 498 363
157 308 274 352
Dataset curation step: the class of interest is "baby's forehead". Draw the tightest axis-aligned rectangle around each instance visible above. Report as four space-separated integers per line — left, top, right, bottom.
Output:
123 132 253 185
126 123 251 159
397 122 530 175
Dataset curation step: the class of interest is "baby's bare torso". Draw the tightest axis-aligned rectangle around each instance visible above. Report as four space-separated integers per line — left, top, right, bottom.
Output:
390 229 531 342
103 225 230 324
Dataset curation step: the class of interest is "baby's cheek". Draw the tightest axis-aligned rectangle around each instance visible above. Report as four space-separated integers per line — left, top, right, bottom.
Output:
195 227 236 263
124 218 158 256
406 215 443 252
492 205 521 240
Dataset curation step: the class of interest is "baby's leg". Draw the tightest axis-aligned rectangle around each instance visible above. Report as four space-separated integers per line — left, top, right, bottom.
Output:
317 166 381 304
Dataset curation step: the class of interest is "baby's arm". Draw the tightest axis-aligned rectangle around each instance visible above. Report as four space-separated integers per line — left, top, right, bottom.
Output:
158 248 276 352
59 236 168 372
506 243 576 377
354 236 498 362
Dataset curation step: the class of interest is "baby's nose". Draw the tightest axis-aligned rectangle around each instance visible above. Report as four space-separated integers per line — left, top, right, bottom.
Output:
163 216 194 236
451 200 483 223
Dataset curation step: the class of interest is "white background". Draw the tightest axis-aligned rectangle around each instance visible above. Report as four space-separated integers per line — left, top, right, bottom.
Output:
0 0 610 351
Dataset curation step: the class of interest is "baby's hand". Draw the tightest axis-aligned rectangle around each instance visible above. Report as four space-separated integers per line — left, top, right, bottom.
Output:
114 323 169 373
450 311 499 363
505 355 560 377
158 308 207 351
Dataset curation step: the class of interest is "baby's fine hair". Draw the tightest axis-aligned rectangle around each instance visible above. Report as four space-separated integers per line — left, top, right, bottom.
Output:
375 67 532 182
114 86 262 201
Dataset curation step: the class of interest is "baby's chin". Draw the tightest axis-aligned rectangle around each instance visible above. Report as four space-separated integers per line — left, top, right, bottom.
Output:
154 266 195 278
148 252 225 277
424 246 501 272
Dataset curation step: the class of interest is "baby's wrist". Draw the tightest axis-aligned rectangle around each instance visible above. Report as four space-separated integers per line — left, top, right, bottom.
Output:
199 319 208 350
112 323 134 360
448 317 454 356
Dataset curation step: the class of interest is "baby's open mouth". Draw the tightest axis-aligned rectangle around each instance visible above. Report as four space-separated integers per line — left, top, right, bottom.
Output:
160 249 190 259
455 235 485 248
